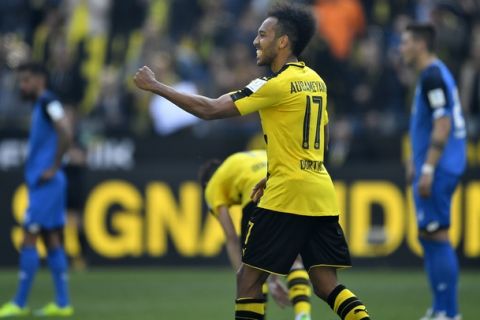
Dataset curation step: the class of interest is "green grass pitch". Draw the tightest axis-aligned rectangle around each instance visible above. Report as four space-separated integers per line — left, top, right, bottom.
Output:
0 268 478 319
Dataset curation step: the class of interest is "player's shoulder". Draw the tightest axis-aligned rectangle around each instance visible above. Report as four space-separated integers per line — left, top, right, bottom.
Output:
422 64 442 79
253 62 313 85
421 61 448 89
38 91 62 112
39 90 59 106
224 151 254 165
207 153 244 190
304 65 327 89
240 150 267 162
223 150 265 168
247 76 276 91
38 91 64 121
230 75 276 101
280 62 321 77
305 66 325 83
248 149 267 158
281 63 326 87
216 153 243 176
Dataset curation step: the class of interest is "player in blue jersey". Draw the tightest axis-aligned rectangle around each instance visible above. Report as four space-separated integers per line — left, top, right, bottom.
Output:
0 63 74 317
401 24 466 320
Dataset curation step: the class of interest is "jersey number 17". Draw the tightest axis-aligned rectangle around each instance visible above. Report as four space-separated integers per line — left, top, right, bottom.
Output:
302 95 323 150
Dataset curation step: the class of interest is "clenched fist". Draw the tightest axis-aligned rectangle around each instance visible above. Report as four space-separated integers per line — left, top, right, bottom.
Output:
133 66 157 91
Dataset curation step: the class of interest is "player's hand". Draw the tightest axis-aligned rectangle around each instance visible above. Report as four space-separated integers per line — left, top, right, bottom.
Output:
418 173 433 198
133 66 157 92
267 276 290 308
405 161 415 185
251 177 267 202
40 167 57 183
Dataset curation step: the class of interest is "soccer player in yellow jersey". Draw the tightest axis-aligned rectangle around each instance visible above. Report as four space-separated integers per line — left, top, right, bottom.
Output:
200 150 312 320
134 3 370 320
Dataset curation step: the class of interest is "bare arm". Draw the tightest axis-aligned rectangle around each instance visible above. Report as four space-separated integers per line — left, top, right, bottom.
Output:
418 116 451 197
134 66 240 120
52 117 73 169
251 177 267 203
267 274 290 308
40 109 73 181
424 116 451 168
216 205 242 271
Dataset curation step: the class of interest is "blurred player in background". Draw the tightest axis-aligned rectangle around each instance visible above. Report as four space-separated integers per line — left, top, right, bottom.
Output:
64 106 88 271
0 63 74 317
134 3 370 320
401 24 466 320
200 150 312 320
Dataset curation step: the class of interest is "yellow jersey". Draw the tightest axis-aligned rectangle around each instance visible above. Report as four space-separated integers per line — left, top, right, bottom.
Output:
205 150 267 216
230 62 338 216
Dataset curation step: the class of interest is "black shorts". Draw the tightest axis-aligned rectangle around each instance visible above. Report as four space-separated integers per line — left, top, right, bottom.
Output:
241 207 351 275
240 201 257 246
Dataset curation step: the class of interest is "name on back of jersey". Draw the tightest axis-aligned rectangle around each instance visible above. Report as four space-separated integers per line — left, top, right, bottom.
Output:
290 81 326 94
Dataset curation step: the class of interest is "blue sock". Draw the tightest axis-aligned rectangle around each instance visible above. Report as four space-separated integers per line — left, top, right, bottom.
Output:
13 246 40 307
47 247 70 307
443 244 459 317
420 238 459 317
420 240 440 311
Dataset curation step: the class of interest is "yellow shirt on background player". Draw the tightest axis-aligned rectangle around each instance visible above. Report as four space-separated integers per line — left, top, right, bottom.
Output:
205 150 267 215
231 62 338 216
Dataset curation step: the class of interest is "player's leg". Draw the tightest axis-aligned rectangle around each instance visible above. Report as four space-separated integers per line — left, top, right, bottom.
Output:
34 173 73 317
0 185 45 317
45 230 71 308
308 267 369 320
261 282 269 316
237 208 304 319
65 166 87 270
415 171 460 319
0 231 40 317
419 231 459 320
236 264 270 320
240 202 270 317
66 209 87 270
13 230 40 308
415 184 441 318
34 229 73 317
302 216 370 320
287 258 311 320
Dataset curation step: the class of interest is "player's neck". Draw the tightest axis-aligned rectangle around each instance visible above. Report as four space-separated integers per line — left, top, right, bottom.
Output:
35 88 47 100
416 52 437 72
270 54 298 73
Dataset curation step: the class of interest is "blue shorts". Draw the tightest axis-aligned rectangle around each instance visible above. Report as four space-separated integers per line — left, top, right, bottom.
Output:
24 171 67 233
413 169 460 232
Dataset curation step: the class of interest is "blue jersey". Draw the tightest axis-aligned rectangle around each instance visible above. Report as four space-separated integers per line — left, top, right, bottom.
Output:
410 59 466 177
25 91 63 186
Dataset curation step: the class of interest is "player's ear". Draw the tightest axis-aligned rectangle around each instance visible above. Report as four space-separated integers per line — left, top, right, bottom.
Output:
278 34 289 50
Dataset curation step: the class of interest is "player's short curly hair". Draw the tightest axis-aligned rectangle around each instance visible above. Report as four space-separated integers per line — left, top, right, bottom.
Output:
268 3 316 57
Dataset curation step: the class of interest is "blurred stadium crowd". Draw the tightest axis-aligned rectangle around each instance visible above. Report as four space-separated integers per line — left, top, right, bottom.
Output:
0 0 479 166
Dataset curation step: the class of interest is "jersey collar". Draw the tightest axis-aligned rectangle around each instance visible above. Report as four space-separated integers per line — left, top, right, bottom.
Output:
286 61 305 68
276 61 305 75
